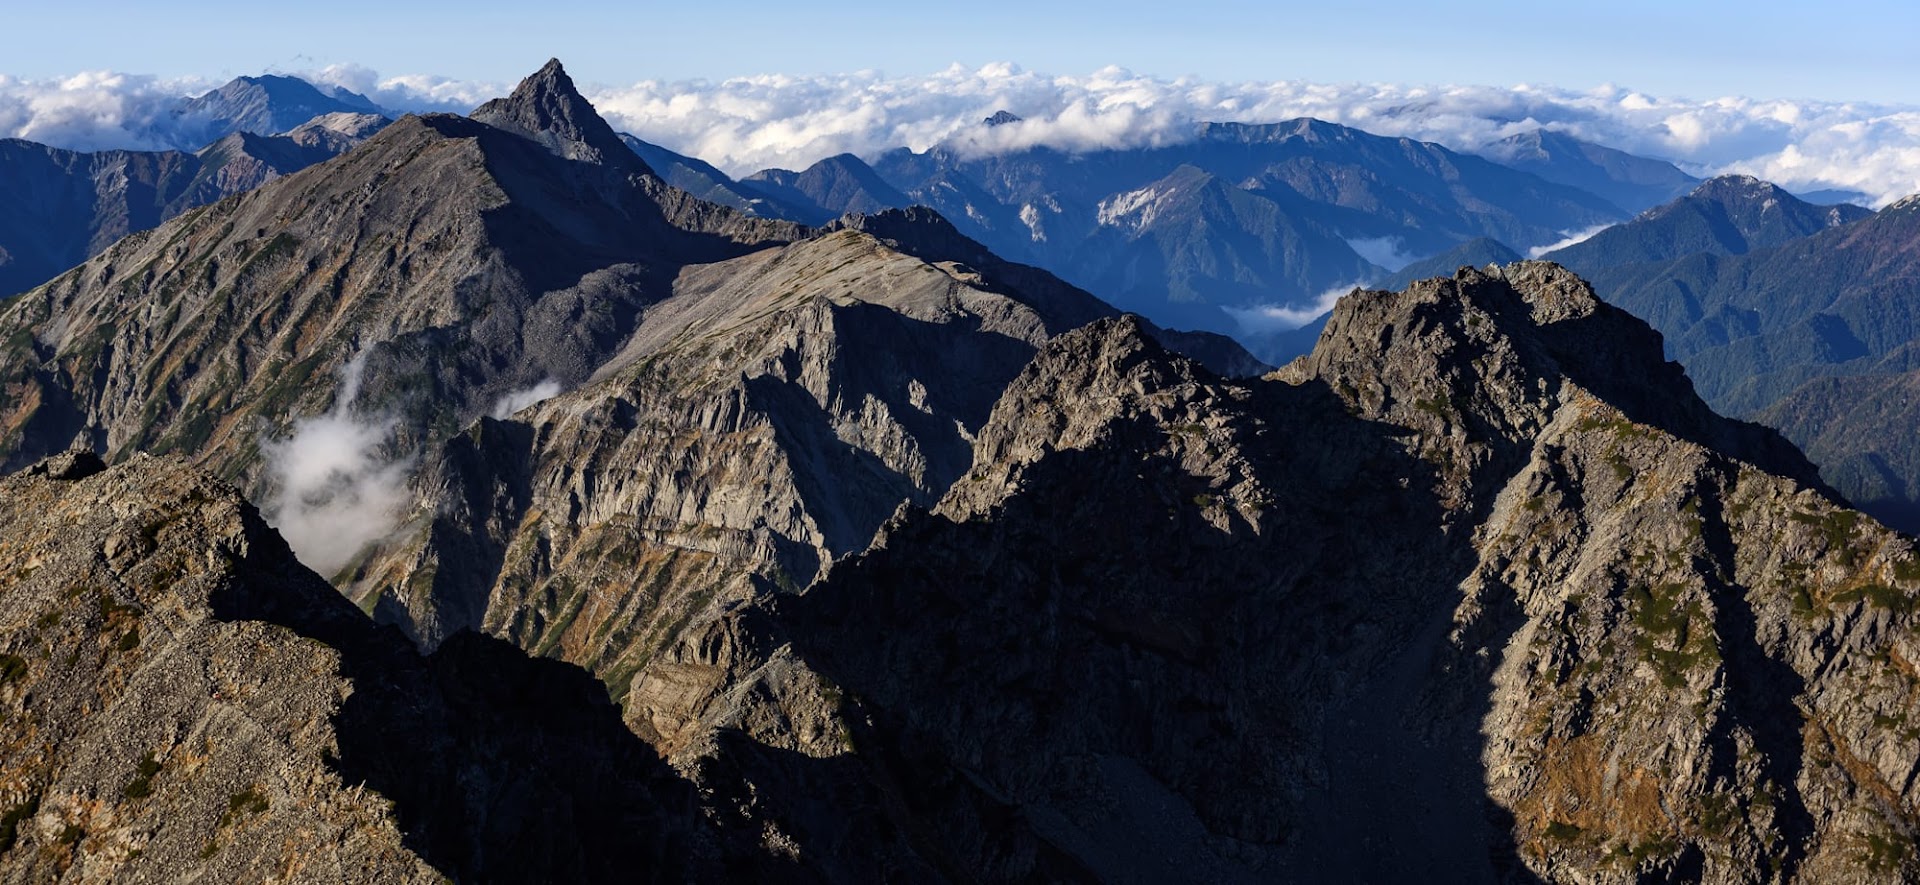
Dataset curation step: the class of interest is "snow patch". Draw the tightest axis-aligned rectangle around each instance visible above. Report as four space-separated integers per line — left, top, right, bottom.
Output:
1019 203 1047 242
1096 186 1167 232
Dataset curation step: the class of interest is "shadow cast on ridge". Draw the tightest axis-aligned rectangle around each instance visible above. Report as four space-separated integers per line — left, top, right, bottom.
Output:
730 371 1545 882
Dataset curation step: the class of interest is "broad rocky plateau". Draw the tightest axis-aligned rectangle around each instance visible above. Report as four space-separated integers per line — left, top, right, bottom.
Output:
1 60 1919 883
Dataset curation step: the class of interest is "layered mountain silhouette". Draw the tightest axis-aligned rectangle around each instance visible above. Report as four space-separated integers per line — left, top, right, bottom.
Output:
1548 175 1870 277
0 60 800 474
0 59 1255 578
173 74 384 147
1476 128 1701 214
0 113 388 298
619 132 817 219
6 58 1920 883
6 66 1726 372
733 119 1628 345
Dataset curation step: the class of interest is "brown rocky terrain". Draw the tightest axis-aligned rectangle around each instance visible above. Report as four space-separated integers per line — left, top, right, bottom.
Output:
615 264 1920 882
0 450 777 882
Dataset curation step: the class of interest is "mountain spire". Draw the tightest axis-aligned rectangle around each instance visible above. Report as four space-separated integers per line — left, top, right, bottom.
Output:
470 58 647 172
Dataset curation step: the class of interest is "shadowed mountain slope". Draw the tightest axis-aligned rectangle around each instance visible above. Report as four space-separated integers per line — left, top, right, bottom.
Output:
608 263 1920 882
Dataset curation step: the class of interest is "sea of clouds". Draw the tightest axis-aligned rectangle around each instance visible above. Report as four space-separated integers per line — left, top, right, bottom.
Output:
4 62 1918 205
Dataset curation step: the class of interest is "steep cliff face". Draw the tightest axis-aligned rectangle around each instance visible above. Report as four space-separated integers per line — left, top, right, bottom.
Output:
0 452 775 881
621 264 1920 882
351 212 1120 671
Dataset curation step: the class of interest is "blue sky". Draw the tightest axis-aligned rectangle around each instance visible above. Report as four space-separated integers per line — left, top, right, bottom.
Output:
5 0 1916 103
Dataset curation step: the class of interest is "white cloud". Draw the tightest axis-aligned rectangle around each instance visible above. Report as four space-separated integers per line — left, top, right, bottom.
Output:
5 63 1920 206
489 379 561 418
1528 223 1614 258
0 71 216 151
1223 282 1361 334
261 354 413 578
1345 236 1416 271
301 63 495 115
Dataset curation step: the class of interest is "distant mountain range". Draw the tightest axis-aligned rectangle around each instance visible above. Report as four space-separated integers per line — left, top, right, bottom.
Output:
1475 127 1702 213
601 116 1739 363
717 118 1635 342
0 113 386 297
2 69 1732 367
0 73 398 298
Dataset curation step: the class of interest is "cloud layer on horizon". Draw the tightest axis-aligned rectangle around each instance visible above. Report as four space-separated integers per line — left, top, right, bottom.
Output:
4 63 1919 206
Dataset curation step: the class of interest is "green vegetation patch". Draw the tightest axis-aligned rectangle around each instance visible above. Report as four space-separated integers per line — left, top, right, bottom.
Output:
0 654 27 685
1627 582 1721 687
99 592 141 623
1865 830 1916 874
1791 508 1861 568
1833 583 1917 616
1543 821 1584 841
1694 793 1736 835
123 751 162 799
1412 395 1458 421
1894 553 1920 585
218 786 269 828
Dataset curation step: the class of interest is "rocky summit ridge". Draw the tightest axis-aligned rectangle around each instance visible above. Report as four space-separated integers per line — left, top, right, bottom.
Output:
470 59 643 170
595 262 1920 882
3 57 1920 884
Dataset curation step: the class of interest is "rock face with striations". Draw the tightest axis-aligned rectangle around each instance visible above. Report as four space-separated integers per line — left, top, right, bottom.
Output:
614 263 1920 882
347 201 1254 687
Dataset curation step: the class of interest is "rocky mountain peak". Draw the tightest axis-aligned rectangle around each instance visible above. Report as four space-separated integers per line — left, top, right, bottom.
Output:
1498 127 1555 156
470 58 645 171
983 110 1023 127
176 75 383 143
1290 261 1823 488
1688 173 1790 205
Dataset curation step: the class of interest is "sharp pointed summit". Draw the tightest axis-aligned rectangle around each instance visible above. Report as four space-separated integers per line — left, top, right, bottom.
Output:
470 58 645 171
